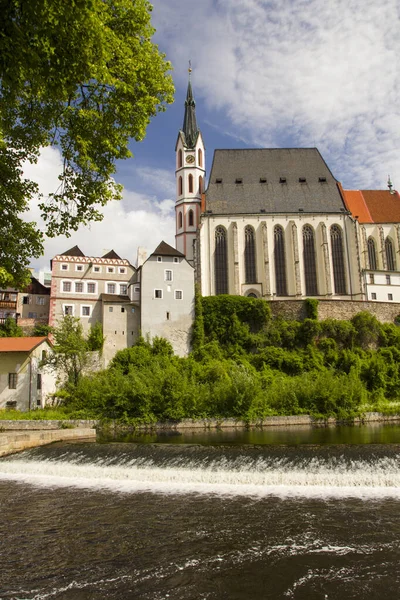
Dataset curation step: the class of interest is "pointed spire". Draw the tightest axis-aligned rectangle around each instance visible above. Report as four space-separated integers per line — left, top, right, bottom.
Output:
182 62 199 148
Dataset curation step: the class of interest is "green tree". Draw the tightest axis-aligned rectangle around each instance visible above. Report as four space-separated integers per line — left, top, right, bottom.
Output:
42 315 92 388
0 317 23 337
0 0 174 286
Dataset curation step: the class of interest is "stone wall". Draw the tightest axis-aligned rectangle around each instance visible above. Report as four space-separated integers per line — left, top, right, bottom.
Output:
0 420 98 430
268 299 400 323
0 427 96 457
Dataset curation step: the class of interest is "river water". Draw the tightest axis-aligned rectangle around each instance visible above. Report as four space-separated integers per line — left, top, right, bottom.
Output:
0 424 400 599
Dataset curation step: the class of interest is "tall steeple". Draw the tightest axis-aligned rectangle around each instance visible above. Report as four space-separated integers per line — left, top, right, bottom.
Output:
175 64 206 266
182 64 199 148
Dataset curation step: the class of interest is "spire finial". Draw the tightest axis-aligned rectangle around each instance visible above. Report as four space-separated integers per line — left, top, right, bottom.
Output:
188 60 192 81
388 174 395 194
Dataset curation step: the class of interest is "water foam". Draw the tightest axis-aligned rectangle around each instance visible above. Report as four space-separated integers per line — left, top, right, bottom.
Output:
1 456 400 498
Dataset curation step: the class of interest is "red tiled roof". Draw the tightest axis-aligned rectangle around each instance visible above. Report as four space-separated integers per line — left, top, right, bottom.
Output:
342 189 400 223
0 337 50 353
341 190 373 223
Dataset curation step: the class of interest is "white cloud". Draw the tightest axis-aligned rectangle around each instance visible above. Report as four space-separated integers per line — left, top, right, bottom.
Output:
23 147 175 272
153 0 400 188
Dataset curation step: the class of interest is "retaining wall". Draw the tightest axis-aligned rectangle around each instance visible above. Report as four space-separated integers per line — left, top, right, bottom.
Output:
269 299 400 322
0 427 96 457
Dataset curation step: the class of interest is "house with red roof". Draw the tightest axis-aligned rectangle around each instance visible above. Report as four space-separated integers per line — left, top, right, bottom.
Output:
0 337 56 411
342 188 400 302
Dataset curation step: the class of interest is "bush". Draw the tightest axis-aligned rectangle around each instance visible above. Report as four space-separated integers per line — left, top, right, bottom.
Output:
304 298 319 320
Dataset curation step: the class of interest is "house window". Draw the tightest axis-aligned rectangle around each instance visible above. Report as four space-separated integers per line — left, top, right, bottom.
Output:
94 266 101 273
36 297 46 305
215 226 228 295
42 350 47 360
166 311 170 320
28 312 37 318
274 225 287 296
119 267 126 274
165 270 173 282
121 307 125 313
120 284 128 295
62 281 71 292
134 286 140 293
175 290 183 300
75 282 83 293
61 264 68 271
76 265 83 272
81 306 91 317
23 296 30 305
8 373 17 389
174 257 179 263
244 225 257 284
371 293 377 300
367 237 377 270
369 274 374 284
385 238 396 271
87 283 96 294
157 256 162 263
388 293 393 301
107 283 116 294
131 308 135 313
386 275 391 285
64 305 73 316
155 289 163 299
37 374 42 390
109 307 113 312
107 267 115 274
303 225 318 296
331 224 346 294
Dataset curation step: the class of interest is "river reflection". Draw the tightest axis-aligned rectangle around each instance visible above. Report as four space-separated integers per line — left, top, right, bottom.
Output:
98 422 400 446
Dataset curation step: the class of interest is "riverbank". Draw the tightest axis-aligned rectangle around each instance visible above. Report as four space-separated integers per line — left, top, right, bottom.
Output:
0 427 96 457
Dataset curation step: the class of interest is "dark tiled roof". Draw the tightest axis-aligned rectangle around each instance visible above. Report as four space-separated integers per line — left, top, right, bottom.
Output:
100 294 131 303
60 245 85 257
102 250 122 260
181 79 199 149
24 276 51 295
205 148 346 214
151 241 185 257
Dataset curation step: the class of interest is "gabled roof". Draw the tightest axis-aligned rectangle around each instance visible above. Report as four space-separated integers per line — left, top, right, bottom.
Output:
151 241 185 257
0 337 51 353
342 189 400 223
24 276 51 295
205 148 347 215
102 250 122 260
60 245 85 257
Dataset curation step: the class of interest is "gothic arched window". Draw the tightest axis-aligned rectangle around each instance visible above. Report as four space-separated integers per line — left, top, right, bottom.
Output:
303 225 318 296
199 175 203 193
178 176 183 196
244 226 257 283
215 226 228 295
188 174 193 193
274 225 287 296
385 237 396 271
188 209 194 227
198 148 203 167
368 237 377 270
178 211 183 229
330 225 346 294
178 149 183 168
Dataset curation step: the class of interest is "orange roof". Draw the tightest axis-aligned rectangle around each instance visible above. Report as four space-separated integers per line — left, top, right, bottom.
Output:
341 190 373 223
342 189 400 223
0 337 50 353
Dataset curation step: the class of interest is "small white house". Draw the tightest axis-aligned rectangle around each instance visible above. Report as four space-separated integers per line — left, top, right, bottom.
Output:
0 337 56 411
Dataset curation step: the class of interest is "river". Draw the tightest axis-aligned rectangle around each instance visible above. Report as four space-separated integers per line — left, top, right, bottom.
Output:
0 424 399 599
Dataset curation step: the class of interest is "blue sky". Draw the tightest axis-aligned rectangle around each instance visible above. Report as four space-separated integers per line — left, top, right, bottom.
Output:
26 0 400 273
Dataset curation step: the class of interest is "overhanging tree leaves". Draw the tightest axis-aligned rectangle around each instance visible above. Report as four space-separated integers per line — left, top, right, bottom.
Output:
0 0 174 286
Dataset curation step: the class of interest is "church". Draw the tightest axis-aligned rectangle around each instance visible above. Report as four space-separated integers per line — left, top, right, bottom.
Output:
175 75 400 304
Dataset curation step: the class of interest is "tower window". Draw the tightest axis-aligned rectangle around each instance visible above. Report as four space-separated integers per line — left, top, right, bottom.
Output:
178 211 183 229
199 175 203 193
188 209 194 227
198 148 203 167
178 176 183 195
188 174 193 193
178 149 183 168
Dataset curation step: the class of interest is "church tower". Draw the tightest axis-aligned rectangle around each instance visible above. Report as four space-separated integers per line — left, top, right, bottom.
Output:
175 67 205 265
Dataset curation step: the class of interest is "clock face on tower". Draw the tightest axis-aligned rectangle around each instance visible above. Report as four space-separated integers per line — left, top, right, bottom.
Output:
185 155 195 164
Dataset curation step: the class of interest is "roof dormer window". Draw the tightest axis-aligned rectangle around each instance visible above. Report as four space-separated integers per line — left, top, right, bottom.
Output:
319 177 327 183
260 177 267 183
280 177 287 183
235 178 243 184
215 178 223 184
299 177 306 183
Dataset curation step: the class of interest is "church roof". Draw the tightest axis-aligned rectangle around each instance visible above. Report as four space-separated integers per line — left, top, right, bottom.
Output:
151 241 185 257
205 148 347 215
60 245 85 257
342 189 400 223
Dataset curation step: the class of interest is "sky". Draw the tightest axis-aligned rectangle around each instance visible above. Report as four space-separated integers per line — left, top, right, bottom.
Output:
25 0 400 274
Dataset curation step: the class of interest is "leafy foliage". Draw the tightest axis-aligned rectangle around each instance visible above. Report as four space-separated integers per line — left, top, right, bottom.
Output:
0 0 174 284
0 317 23 337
